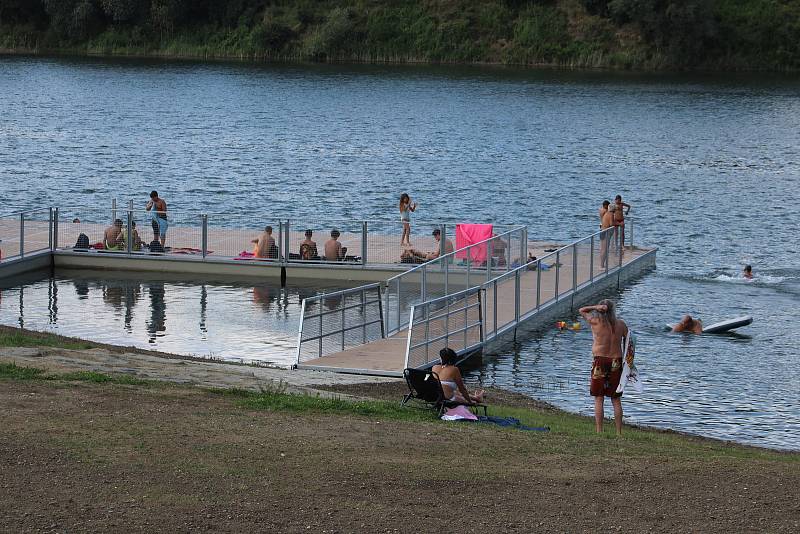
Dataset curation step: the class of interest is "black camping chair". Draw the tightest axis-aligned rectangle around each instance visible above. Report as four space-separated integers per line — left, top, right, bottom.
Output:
401 368 487 417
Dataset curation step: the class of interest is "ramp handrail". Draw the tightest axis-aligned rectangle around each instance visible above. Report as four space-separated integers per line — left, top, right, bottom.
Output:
404 286 484 370
384 225 527 335
295 283 385 367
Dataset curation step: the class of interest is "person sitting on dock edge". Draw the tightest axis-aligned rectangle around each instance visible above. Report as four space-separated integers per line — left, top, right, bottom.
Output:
403 228 454 263
103 219 124 251
252 226 277 259
300 229 318 260
324 229 347 261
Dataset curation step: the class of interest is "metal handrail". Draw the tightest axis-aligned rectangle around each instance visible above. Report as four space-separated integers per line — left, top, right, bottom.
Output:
302 283 382 301
386 225 526 283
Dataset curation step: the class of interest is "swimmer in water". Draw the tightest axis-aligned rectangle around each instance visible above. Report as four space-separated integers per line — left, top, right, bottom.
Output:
672 315 703 335
743 265 753 279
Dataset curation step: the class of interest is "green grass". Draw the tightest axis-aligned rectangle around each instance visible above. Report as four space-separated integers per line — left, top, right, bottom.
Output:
0 362 149 386
0 327 94 350
3 362 797 462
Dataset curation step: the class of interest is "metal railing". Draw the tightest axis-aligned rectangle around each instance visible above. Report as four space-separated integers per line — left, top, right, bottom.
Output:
405 286 484 370
295 283 385 368
402 224 632 364
384 225 527 335
0 207 55 262
50 203 526 269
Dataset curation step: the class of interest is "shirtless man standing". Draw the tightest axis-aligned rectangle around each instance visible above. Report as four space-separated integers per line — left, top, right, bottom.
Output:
252 226 276 259
614 195 631 250
598 200 610 228
145 191 168 247
580 299 628 435
600 204 616 268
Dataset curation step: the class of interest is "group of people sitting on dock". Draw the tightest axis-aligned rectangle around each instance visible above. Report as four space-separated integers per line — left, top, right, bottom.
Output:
250 227 349 261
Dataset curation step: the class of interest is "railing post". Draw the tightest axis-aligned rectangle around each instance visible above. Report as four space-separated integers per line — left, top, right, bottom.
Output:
361 221 367 266
111 198 117 223
536 261 541 309
493 280 498 338
341 301 346 351
48 208 53 251
605 230 610 275
396 278 401 331
630 218 634 249
283 220 290 263
377 286 386 339
444 258 449 296
277 221 284 263
486 240 493 282
589 235 594 282
478 289 484 344
126 210 133 255
439 224 446 266
201 215 208 259
52 208 59 251
514 269 522 326
466 246 471 289
554 251 560 300
421 266 427 303
19 213 24 258
572 243 578 291
521 227 527 266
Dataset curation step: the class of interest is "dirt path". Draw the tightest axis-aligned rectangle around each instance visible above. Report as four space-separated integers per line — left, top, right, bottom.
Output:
2 379 799 533
0 345 395 396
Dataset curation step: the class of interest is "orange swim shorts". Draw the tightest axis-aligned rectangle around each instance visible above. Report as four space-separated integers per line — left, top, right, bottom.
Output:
590 356 623 398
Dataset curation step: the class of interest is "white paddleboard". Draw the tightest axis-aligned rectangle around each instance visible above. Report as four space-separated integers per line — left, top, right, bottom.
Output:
666 315 753 334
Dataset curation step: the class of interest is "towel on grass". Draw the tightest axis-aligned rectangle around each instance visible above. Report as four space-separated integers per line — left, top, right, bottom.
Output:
455 415 549 432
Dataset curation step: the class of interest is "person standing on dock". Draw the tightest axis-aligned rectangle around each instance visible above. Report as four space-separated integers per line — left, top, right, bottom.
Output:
600 204 615 268
579 299 628 435
145 191 168 248
598 200 610 228
399 193 417 247
614 195 631 250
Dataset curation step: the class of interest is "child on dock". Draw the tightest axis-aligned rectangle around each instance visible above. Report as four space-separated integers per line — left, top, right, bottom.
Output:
399 193 417 247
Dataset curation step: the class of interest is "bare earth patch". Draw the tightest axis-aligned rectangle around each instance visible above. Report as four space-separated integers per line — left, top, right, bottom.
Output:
1 379 799 533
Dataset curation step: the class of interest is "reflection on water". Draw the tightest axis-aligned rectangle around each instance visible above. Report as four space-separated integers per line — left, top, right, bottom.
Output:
0 269 346 366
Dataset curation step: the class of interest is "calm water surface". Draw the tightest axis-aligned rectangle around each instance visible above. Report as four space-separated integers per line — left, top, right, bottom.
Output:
1 56 799 449
0 269 343 365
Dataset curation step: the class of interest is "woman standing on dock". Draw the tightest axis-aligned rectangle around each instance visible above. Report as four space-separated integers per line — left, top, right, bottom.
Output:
399 193 417 247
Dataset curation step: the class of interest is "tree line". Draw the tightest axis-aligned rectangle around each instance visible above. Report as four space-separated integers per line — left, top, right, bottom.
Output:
0 0 798 70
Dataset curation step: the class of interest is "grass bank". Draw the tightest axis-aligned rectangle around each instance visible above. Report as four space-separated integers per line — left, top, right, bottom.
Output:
1 361 799 531
2 1 800 71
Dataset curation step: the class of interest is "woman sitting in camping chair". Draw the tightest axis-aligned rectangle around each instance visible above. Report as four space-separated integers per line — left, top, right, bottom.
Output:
432 348 485 404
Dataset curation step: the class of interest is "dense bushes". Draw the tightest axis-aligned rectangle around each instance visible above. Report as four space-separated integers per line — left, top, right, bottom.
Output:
0 0 798 69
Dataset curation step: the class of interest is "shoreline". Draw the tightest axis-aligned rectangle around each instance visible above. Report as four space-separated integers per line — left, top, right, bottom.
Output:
1 324 795 454
2 47 799 75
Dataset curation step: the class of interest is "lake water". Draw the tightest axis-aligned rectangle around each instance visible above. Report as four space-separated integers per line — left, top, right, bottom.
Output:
1 55 799 450
0 269 344 365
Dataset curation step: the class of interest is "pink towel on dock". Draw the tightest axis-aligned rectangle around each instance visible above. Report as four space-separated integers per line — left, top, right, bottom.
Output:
455 224 493 262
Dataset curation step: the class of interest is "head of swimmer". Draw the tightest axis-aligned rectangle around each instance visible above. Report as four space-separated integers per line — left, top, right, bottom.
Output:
680 315 696 328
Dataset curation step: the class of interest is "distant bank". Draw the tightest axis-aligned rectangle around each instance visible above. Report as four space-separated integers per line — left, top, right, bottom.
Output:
1 0 799 71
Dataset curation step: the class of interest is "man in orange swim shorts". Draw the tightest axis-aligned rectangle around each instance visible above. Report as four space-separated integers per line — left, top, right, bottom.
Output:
580 299 629 435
